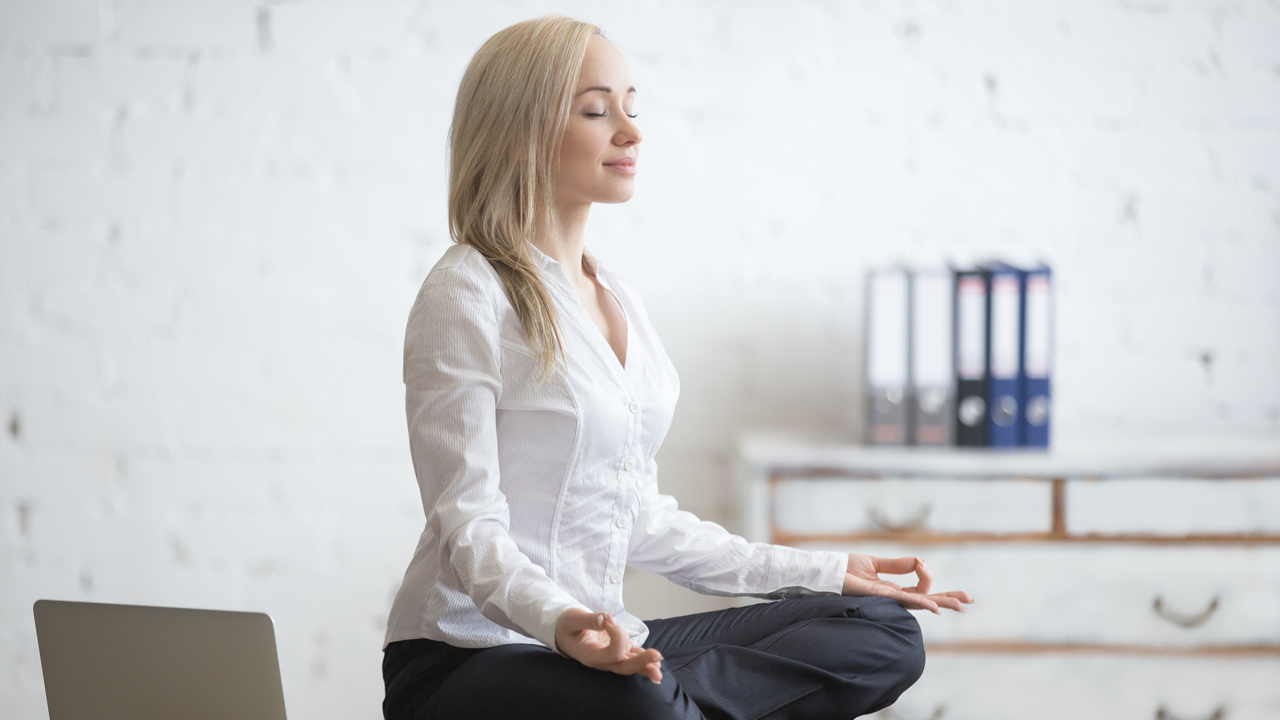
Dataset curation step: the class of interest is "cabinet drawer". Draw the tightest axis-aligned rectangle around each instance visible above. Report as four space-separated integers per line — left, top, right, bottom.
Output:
874 654 1280 720
1068 477 1280 535
794 541 1280 646
773 478 1051 536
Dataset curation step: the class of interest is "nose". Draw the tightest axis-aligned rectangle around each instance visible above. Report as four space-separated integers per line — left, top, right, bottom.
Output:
615 116 642 146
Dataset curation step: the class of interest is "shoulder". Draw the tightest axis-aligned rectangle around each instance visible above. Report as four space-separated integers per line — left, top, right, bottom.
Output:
415 244 507 308
427 243 504 289
403 244 516 343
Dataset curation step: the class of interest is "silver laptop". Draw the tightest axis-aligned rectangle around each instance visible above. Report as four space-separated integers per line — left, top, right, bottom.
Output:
34 599 288 720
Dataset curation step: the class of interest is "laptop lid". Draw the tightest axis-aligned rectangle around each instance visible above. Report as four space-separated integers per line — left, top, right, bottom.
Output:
34 599 288 720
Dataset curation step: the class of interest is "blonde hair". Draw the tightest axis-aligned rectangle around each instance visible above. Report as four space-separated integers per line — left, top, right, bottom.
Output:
448 15 602 381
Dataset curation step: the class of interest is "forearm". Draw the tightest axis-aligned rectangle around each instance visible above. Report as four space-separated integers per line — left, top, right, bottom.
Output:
627 491 846 597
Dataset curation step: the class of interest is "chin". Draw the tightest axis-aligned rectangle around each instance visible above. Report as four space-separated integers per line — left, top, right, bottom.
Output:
595 185 636 204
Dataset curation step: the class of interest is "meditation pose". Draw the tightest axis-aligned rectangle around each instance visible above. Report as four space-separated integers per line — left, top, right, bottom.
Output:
381 15 973 719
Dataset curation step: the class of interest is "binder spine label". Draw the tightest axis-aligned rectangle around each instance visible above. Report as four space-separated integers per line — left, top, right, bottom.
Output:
986 269 1024 448
989 275 1021 380
954 272 988 447
956 277 986 381
911 270 954 446
1024 275 1051 378
1022 270 1053 447
866 269 910 445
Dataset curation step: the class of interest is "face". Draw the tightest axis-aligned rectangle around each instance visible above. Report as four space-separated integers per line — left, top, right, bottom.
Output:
556 35 642 207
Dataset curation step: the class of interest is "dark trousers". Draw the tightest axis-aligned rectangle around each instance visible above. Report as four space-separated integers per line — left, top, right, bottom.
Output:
382 595 925 720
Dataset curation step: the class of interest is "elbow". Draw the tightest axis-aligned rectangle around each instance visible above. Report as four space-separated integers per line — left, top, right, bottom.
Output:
436 513 507 589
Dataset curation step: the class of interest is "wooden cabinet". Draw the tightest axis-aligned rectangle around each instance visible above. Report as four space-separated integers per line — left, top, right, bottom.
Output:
737 438 1280 720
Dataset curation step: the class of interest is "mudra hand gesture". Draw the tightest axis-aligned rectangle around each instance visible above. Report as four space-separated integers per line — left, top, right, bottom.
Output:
842 554 974 613
553 555 970 686
555 608 664 685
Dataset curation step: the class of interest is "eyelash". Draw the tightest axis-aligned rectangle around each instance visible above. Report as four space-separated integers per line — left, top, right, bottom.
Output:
585 112 639 119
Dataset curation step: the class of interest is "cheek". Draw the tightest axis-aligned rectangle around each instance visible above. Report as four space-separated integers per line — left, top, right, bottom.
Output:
561 142 592 177
560 125 605 179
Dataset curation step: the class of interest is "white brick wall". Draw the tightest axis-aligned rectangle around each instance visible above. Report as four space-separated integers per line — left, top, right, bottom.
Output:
2 1 1277 717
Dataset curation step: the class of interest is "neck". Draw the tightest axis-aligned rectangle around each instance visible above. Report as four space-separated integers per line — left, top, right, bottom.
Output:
531 199 591 284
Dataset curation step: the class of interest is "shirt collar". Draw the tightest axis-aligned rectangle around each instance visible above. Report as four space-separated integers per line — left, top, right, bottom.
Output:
524 239 607 277
524 238 555 270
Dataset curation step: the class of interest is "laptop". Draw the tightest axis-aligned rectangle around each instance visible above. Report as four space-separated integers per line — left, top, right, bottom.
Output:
33 599 288 720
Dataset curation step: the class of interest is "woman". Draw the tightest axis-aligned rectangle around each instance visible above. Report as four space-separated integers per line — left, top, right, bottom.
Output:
382 15 972 720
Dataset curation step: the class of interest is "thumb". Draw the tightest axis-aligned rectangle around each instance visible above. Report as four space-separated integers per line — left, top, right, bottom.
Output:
602 614 630 658
571 610 605 629
575 613 607 639
557 609 604 641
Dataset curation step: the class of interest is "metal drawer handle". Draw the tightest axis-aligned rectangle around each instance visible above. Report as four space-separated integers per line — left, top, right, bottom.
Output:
1156 705 1225 720
1152 596 1220 629
882 704 946 720
868 504 931 533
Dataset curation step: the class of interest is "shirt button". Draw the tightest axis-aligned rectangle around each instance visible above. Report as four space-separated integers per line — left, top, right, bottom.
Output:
623 458 635 471
610 573 621 584
616 517 627 528
628 402 639 413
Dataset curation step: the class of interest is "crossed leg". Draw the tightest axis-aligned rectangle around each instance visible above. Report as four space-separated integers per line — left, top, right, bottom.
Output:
420 641 705 720
385 595 922 720
643 595 925 720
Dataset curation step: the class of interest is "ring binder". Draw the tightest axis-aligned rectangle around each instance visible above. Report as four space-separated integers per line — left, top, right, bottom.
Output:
1022 265 1053 448
866 267 910 445
954 268 989 447
911 268 955 446
986 263 1025 449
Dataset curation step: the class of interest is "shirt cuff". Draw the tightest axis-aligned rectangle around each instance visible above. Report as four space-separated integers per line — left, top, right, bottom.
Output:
507 582 594 655
768 545 848 596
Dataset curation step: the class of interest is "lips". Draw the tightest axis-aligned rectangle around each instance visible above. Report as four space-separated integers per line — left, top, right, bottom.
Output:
604 157 637 174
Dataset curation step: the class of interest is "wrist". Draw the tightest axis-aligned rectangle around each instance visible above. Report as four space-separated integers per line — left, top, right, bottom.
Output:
554 607 597 658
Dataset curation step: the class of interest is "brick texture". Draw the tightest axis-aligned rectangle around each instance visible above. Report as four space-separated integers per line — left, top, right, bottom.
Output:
3 1 1278 717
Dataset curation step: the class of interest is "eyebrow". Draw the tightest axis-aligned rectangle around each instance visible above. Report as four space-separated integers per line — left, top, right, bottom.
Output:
575 85 637 97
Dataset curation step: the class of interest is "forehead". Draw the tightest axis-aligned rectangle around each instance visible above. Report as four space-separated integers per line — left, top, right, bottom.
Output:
576 35 632 90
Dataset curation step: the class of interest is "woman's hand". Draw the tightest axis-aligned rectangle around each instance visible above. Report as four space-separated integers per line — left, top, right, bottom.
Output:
842 554 974 614
554 608 664 684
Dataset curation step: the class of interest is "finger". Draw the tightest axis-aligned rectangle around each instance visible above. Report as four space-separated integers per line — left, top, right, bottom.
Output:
933 590 975 606
615 656 663 685
604 648 663 680
858 577 939 611
877 585 940 614
601 614 631 662
620 644 646 659
929 594 965 612
580 612 604 632
872 556 921 576
642 658 664 684
636 649 664 684
902 593 941 614
576 614 610 652
913 558 933 596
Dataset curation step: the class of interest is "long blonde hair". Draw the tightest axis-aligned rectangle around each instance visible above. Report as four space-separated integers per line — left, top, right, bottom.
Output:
448 15 602 381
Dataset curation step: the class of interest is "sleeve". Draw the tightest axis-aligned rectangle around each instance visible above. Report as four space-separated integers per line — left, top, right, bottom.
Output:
625 458 849 599
405 265 591 653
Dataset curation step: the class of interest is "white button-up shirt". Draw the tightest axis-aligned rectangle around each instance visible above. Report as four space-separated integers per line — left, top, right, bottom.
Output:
383 241 848 653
